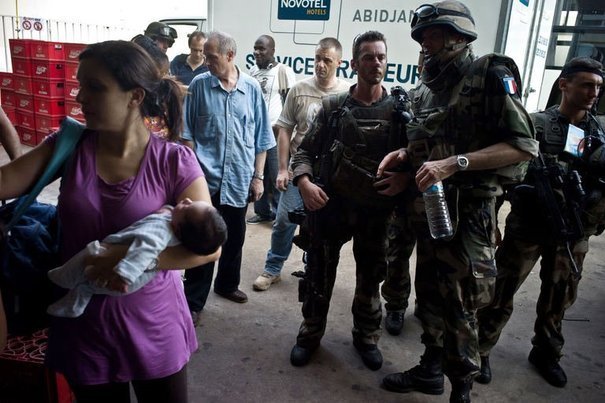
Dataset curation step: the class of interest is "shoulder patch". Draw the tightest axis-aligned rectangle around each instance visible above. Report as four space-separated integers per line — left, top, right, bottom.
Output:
502 76 518 95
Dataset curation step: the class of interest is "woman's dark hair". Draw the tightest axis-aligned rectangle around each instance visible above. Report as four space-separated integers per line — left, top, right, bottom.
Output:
131 34 170 76
79 40 184 140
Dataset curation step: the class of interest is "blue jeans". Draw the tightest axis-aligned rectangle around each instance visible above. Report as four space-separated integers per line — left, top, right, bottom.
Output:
263 182 304 276
254 146 280 218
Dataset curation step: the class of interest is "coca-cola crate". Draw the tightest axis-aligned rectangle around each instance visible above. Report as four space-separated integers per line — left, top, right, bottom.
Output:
2 105 17 125
35 113 62 133
16 109 36 130
36 128 57 145
11 58 33 77
1 90 16 108
33 78 65 98
31 41 65 60
64 62 79 82
8 39 33 59
63 81 79 101
13 75 33 95
64 100 84 122
0 72 15 90
63 43 87 63
0 329 75 403
17 125 37 146
15 93 34 111
33 95 64 116
31 60 64 80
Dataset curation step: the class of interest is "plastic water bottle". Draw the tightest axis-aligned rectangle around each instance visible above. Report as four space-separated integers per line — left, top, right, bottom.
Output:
423 181 454 239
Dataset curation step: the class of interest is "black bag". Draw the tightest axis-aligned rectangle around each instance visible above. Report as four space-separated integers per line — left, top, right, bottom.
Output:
0 117 84 335
0 198 60 334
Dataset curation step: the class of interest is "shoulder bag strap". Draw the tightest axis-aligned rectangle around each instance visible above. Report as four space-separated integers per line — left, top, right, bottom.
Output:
7 117 85 228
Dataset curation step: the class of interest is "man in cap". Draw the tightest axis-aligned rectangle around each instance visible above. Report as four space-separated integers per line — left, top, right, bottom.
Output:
476 57 604 388
144 21 177 53
377 1 538 401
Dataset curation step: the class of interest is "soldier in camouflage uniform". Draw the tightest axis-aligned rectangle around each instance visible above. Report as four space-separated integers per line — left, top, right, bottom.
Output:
288 31 412 371
381 204 415 336
476 57 604 388
377 2 538 402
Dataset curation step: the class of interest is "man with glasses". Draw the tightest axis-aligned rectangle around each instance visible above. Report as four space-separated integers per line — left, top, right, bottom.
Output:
170 31 209 86
377 2 538 402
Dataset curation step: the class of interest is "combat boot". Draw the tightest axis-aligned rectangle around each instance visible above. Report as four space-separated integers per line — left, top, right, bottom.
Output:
382 346 444 395
528 347 567 387
450 379 472 403
385 311 405 336
475 356 491 384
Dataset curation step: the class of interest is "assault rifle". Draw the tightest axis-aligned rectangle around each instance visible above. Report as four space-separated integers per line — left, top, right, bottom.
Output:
520 152 585 278
289 205 330 315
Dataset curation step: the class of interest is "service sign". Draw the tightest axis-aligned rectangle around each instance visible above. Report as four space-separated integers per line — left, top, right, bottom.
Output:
209 0 505 89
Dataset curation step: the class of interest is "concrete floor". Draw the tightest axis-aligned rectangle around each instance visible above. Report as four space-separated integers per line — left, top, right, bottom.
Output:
10 143 605 403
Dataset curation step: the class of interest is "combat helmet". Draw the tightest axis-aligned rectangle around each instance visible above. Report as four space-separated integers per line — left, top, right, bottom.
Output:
144 21 177 47
410 1 477 44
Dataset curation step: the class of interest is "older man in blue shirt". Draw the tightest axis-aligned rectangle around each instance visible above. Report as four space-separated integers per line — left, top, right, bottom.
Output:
182 31 275 321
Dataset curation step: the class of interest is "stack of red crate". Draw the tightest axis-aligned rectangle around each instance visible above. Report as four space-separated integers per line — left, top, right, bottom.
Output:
63 43 86 124
0 72 17 125
7 39 86 147
31 40 67 145
9 39 36 145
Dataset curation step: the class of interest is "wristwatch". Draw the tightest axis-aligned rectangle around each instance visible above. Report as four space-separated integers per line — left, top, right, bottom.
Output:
252 172 264 181
456 155 469 171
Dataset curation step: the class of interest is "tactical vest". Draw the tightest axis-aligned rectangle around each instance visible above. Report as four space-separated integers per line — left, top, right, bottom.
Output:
531 106 605 182
533 106 603 155
407 53 528 197
320 91 407 208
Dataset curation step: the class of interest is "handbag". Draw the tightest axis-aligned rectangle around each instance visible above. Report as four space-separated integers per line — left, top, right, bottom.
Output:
0 117 84 334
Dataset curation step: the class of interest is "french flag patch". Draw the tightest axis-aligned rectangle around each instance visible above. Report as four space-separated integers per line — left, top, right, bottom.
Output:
502 76 518 95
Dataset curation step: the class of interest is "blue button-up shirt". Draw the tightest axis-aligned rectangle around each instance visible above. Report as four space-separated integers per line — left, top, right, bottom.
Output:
170 54 209 86
182 69 275 207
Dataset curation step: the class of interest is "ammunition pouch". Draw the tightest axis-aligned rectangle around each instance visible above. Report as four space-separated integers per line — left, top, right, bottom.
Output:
329 140 396 209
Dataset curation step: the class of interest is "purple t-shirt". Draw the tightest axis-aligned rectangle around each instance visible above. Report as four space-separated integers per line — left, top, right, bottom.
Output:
44 130 202 384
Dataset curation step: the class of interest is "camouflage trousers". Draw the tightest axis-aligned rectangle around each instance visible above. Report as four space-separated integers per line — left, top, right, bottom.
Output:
477 215 585 359
411 194 497 380
296 199 391 348
381 207 415 313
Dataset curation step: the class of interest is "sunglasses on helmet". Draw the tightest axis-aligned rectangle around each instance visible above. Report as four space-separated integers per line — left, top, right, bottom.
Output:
411 4 475 28
159 26 172 37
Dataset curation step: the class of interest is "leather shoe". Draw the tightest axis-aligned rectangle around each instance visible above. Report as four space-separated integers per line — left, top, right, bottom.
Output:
385 311 405 336
290 344 317 367
353 340 383 371
528 347 567 387
214 289 248 303
475 356 492 384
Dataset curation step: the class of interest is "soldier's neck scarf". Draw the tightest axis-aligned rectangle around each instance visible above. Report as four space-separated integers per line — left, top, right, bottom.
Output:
422 47 474 93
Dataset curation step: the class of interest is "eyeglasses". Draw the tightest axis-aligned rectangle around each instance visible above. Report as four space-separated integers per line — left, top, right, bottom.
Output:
411 4 475 28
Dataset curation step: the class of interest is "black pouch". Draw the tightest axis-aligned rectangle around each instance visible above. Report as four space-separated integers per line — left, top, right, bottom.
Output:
329 140 395 209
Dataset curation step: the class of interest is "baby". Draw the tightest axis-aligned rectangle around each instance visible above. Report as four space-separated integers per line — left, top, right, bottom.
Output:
47 198 226 317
